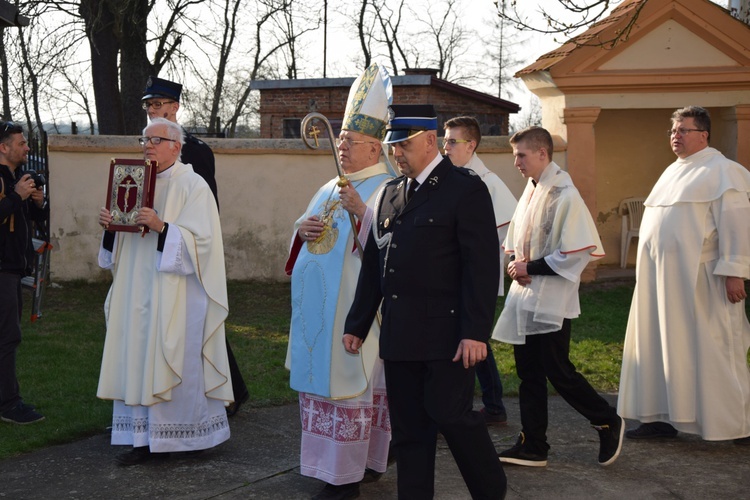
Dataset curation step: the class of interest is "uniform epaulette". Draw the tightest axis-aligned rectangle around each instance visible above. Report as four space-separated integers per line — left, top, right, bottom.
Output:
387 175 406 187
454 166 478 177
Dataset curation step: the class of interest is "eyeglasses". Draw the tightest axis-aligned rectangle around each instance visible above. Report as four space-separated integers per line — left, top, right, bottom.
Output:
442 139 472 147
668 128 705 136
141 100 176 110
336 137 376 148
138 136 177 146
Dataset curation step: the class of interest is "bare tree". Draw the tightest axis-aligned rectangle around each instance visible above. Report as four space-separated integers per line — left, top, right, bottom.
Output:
497 0 647 48
482 6 525 99
185 0 320 137
416 0 469 81
370 0 410 75
730 0 750 24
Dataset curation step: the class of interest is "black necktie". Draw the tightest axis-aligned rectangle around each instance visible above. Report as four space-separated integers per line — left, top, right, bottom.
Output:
407 179 419 201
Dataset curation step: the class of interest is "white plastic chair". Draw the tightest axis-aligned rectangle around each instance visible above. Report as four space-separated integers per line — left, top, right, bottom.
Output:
619 197 646 268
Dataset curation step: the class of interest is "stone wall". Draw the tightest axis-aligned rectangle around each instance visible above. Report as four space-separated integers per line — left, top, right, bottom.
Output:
47 134 535 282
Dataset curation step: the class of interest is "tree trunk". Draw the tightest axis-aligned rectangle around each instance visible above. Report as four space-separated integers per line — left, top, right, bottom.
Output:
0 28 11 121
117 0 152 135
80 0 124 134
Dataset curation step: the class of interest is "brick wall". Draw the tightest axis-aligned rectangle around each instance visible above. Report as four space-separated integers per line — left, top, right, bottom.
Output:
259 83 511 138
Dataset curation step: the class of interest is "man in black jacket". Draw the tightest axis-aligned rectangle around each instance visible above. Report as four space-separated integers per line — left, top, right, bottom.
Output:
142 77 248 415
0 121 47 425
344 105 507 499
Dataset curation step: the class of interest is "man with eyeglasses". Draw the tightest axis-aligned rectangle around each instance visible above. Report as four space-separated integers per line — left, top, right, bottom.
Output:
0 121 47 425
97 118 233 465
443 116 516 428
142 76 249 416
344 104 507 499
285 64 394 500
618 106 750 445
141 77 219 204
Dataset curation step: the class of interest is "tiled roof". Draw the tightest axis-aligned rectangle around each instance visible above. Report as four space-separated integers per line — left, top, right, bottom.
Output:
515 0 649 76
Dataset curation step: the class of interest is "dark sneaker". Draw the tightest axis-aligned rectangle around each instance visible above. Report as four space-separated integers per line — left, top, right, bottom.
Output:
480 408 508 426
497 432 548 467
1 403 45 425
311 482 360 500
625 422 678 440
593 416 624 466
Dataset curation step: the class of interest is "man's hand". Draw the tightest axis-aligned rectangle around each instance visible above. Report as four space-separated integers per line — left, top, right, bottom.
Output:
99 207 113 230
508 260 532 286
339 184 366 219
135 207 163 232
452 338 487 369
30 188 45 208
13 174 36 201
726 276 747 304
298 215 325 242
343 333 364 354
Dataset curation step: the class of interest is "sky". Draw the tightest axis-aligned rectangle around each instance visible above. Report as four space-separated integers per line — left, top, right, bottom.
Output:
303 0 574 126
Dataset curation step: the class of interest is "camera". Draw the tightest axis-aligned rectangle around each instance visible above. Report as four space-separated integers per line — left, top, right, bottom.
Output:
20 170 46 189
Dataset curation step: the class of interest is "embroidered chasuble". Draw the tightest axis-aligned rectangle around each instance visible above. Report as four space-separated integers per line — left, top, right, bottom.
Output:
97 161 232 407
288 163 392 398
493 162 604 344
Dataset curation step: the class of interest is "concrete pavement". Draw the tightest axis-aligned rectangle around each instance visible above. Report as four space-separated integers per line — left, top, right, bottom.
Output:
1 394 748 499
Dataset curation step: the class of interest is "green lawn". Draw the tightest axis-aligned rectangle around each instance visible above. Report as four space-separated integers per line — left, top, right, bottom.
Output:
1 277 746 461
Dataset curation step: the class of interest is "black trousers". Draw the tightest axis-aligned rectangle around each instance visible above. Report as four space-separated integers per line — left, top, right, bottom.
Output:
226 339 248 403
514 318 617 454
0 273 23 413
384 359 507 500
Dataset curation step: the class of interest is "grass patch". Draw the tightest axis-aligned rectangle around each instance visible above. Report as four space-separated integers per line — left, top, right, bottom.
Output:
2 277 747 461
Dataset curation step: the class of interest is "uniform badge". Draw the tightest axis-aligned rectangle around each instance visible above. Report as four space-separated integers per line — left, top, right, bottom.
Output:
428 175 439 186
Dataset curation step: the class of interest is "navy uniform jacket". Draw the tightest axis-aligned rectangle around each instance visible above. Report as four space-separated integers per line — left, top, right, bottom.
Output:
182 132 219 210
344 157 500 361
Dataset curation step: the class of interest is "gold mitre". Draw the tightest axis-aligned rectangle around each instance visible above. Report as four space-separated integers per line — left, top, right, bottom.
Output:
342 63 392 141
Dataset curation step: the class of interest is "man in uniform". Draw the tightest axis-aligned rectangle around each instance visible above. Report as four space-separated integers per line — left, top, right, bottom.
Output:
344 105 507 499
443 115 516 426
142 77 248 414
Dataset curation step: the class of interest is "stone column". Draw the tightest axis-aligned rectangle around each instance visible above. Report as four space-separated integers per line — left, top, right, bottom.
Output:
562 107 601 281
733 105 750 170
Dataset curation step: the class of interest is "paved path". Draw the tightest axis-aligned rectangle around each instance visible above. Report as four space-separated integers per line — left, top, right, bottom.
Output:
1 395 748 499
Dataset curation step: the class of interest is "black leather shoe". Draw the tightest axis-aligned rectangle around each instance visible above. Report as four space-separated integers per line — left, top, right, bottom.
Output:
360 468 382 483
311 482 360 500
625 422 678 440
226 391 249 417
115 447 170 466
480 408 508 426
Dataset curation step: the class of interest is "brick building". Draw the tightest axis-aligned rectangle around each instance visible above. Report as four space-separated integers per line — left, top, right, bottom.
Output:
250 68 520 139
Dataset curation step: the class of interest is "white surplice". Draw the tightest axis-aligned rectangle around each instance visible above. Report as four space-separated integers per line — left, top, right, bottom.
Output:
464 154 517 295
97 161 232 452
492 162 604 344
618 147 750 440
